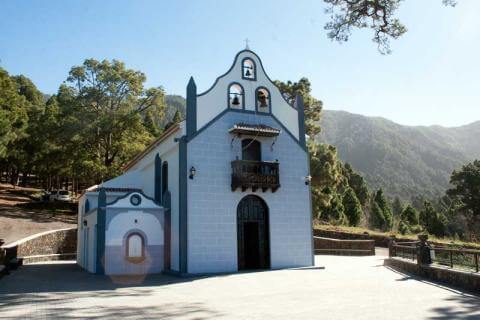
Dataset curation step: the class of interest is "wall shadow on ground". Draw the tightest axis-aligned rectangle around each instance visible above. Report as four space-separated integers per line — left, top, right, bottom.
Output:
384 264 480 319
0 262 223 319
428 295 480 320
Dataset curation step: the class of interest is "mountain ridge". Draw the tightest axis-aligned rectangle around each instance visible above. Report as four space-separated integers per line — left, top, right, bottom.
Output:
317 110 480 201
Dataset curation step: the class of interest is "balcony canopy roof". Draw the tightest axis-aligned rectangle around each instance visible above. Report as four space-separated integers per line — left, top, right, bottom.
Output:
228 123 281 137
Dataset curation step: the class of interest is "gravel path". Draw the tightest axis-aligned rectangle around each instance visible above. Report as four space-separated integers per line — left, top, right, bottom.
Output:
1 255 478 319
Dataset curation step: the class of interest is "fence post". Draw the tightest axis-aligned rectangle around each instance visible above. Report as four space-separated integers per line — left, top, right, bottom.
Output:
475 253 478 273
0 239 4 265
417 234 431 265
388 236 396 258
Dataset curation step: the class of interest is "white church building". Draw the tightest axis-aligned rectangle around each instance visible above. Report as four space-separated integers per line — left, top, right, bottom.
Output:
77 48 314 275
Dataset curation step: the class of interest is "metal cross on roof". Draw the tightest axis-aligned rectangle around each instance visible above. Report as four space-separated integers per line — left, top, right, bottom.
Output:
245 38 250 50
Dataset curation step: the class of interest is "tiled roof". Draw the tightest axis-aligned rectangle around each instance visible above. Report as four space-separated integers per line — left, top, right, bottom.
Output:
90 187 142 193
229 123 281 137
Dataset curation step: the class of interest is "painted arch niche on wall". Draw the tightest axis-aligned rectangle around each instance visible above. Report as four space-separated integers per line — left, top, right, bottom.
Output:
106 211 163 246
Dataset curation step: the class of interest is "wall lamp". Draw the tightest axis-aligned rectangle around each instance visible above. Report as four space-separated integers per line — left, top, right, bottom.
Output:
189 166 197 179
304 175 312 186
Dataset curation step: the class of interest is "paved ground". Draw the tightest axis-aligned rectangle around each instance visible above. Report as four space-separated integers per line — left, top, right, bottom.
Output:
1 254 479 319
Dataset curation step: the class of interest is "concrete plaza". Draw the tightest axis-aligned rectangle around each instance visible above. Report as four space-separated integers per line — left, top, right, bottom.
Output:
1 254 479 319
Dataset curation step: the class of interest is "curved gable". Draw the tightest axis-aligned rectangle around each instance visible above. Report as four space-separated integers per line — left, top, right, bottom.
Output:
196 50 300 140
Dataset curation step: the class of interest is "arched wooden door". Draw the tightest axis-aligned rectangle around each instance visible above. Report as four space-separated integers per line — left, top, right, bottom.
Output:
237 195 270 270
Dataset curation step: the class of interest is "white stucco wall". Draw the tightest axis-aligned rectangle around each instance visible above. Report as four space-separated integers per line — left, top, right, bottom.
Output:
187 111 313 274
81 211 97 273
106 210 163 246
196 50 299 139
127 125 184 272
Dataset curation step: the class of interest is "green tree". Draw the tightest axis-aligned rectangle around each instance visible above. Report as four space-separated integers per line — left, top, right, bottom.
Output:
310 144 347 220
342 187 363 226
323 193 348 225
371 202 385 230
420 200 447 237
273 78 323 138
372 188 393 230
392 197 403 218
447 160 480 217
164 109 182 131
323 0 457 54
401 204 419 226
61 59 166 182
0 68 28 158
343 163 369 206
144 109 161 137
10 75 47 185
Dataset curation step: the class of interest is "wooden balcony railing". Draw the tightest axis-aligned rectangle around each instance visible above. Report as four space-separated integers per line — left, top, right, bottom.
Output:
231 160 280 192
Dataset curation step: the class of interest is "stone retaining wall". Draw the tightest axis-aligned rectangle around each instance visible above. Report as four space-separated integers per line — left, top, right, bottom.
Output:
385 257 480 294
314 236 375 256
314 229 394 247
2 228 77 264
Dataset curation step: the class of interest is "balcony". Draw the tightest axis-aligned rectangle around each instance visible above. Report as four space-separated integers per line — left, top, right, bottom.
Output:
231 160 280 192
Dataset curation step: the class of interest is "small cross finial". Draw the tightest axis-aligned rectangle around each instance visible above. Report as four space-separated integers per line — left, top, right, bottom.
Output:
245 38 250 50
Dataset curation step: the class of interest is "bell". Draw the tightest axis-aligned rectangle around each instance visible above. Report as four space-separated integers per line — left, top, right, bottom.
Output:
232 95 240 106
257 91 268 107
245 68 252 77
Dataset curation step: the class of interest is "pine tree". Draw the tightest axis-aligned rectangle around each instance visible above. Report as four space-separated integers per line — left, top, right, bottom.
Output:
144 109 160 137
343 163 369 206
324 193 348 225
401 204 419 226
172 110 182 123
420 201 447 237
342 187 363 226
0 68 29 157
371 202 385 230
392 197 404 218
373 189 393 230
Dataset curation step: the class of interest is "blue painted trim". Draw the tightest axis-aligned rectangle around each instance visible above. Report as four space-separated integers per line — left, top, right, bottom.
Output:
163 190 171 270
307 150 315 266
162 161 169 201
270 113 308 153
187 108 230 142
255 86 272 114
196 49 296 112
105 190 162 207
95 188 106 275
154 154 162 203
186 108 307 153
186 77 197 138
178 137 188 273
228 82 245 110
296 94 306 149
241 57 257 81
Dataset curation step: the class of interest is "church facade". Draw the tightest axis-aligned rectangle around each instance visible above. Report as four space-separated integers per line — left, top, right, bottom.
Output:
77 48 314 275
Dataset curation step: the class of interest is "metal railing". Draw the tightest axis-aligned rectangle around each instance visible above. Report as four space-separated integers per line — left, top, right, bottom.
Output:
231 160 280 192
392 243 418 262
390 237 480 273
431 247 479 273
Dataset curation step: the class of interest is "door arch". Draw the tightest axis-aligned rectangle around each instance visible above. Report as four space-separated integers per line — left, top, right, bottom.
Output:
237 195 270 270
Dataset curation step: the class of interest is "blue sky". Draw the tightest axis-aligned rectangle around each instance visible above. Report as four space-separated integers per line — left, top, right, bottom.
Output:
1 0 479 127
